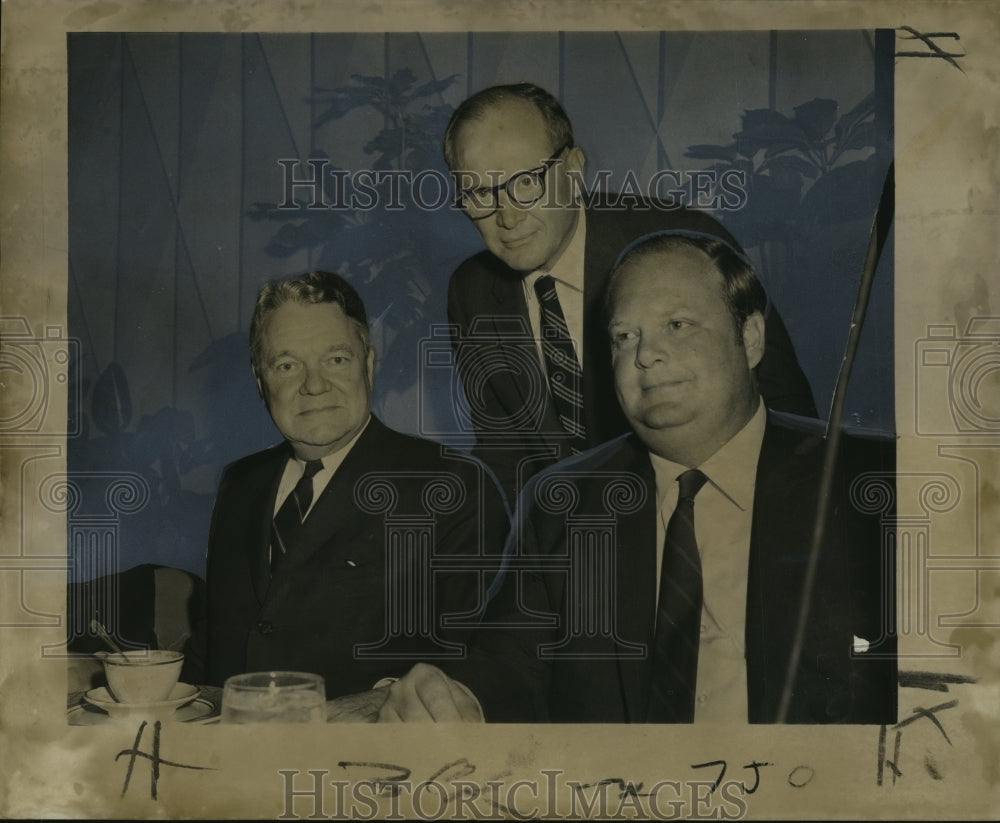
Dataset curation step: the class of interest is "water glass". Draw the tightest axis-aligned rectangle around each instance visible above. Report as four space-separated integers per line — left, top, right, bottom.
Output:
221 671 326 723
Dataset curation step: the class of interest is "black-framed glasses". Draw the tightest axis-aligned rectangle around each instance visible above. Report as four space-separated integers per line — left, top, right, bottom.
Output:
454 143 573 220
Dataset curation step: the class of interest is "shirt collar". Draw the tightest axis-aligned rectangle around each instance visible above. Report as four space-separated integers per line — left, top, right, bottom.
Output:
525 206 586 292
649 400 766 512
289 414 371 474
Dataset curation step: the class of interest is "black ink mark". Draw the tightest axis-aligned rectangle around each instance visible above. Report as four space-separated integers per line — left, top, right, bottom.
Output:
690 760 773 794
886 727 903 785
577 777 650 799
740 761 772 795
876 699 958 786
924 752 944 781
896 26 965 73
895 700 958 745
415 758 479 808
336 760 410 795
425 757 476 786
877 724 887 786
117 720 215 800
691 760 726 793
787 765 814 788
898 670 977 692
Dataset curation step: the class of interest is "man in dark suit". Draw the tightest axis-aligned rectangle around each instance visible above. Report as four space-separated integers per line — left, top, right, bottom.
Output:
444 82 817 502
376 232 896 724
182 271 508 699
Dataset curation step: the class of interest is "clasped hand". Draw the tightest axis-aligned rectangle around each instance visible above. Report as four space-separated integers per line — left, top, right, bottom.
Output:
324 663 484 723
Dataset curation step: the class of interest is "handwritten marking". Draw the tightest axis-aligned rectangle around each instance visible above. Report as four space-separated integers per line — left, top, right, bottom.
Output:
925 753 944 781
690 760 772 794
575 777 649 798
117 720 215 800
787 765 814 788
336 760 410 795
876 700 958 786
740 762 771 795
896 700 958 744
424 757 476 786
898 670 977 692
896 26 965 73
691 760 727 793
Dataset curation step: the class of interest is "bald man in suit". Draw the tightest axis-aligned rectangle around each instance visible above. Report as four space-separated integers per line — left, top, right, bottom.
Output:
444 82 817 503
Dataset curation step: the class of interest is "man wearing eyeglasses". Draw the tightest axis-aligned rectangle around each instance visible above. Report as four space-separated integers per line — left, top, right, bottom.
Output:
444 82 817 502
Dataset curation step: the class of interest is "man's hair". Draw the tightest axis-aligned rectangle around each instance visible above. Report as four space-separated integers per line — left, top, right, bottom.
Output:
606 232 768 342
443 82 575 170
250 270 369 373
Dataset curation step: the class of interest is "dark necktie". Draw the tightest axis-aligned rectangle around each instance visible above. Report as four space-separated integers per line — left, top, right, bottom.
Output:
647 468 709 722
270 459 324 574
533 274 587 454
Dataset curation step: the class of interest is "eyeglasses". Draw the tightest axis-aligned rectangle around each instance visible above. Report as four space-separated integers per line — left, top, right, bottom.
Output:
454 143 573 220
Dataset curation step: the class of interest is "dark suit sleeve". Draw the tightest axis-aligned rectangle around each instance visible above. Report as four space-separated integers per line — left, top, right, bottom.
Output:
179 468 234 686
447 263 527 502
444 503 557 722
841 434 897 722
180 461 252 688
427 455 512 652
749 423 896 723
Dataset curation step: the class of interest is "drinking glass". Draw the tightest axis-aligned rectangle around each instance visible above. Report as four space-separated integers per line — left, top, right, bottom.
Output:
221 671 326 723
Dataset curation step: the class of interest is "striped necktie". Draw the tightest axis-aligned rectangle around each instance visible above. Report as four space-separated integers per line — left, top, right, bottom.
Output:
533 274 587 454
270 459 324 574
647 468 709 722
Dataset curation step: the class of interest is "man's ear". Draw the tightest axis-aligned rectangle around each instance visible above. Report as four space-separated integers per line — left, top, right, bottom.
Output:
563 145 586 195
742 311 766 370
565 145 586 173
365 346 376 390
252 365 266 403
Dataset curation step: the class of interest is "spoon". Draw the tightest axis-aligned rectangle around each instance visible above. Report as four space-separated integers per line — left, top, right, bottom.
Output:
90 618 126 659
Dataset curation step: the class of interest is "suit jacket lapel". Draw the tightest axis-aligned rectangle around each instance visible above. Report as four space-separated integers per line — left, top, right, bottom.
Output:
612 438 658 722
745 420 825 722
269 417 390 577
249 445 290 605
486 264 539 412
581 209 633 443
475 258 568 448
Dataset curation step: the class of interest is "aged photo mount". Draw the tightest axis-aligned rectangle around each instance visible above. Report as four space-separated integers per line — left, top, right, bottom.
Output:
1 0 998 819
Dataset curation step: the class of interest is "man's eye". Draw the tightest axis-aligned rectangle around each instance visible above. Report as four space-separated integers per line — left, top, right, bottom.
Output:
612 330 637 346
511 172 542 191
668 320 691 331
273 361 297 373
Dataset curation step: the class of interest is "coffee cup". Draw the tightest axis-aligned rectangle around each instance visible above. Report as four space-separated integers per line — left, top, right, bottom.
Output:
99 650 184 703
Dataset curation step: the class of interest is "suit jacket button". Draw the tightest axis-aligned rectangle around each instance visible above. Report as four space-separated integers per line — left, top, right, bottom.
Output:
257 620 273 635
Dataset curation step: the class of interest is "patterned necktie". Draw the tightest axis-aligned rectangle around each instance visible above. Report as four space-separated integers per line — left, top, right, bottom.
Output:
533 274 587 454
270 459 324 574
647 468 709 722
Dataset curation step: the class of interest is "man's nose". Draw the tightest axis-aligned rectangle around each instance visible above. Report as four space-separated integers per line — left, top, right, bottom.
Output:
635 333 668 368
300 364 332 394
494 190 527 230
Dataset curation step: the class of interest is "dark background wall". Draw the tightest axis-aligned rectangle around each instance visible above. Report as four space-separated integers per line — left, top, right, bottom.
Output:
67 30 894 580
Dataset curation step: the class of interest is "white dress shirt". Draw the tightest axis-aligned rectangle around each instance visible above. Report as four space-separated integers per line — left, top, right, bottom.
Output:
521 207 587 371
648 401 766 723
272 415 371 525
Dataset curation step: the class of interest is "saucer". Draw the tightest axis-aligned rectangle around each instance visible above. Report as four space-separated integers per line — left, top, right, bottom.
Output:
83 682 200 721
